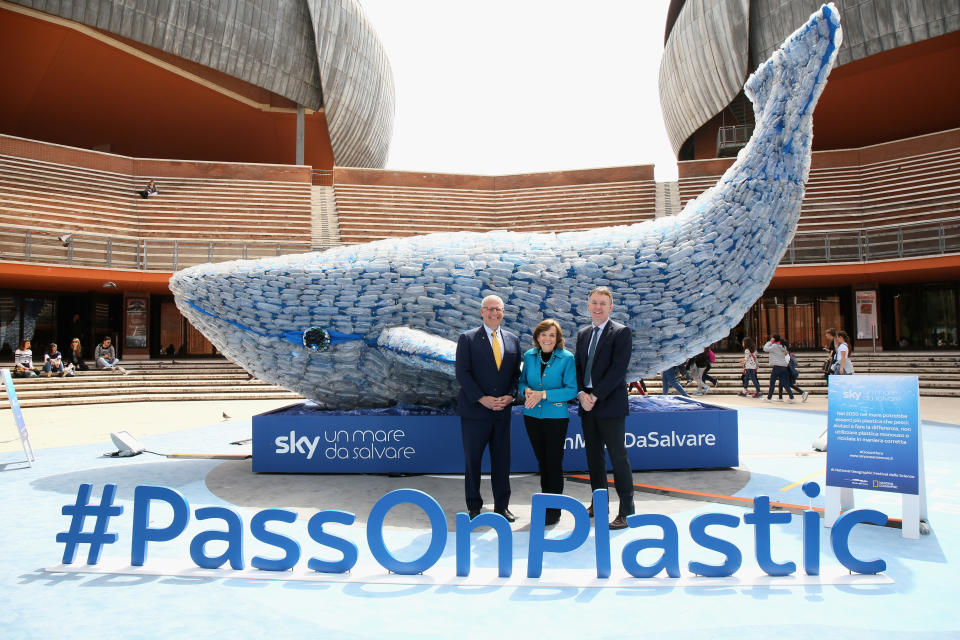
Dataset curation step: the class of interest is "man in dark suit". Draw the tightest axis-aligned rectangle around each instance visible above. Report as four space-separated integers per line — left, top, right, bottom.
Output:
455 294 522 521
575 286 635 530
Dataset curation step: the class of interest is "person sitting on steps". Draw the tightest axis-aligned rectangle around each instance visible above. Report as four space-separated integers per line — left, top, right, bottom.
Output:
42 342 65 377
94 336 128 374
13 339 38 378
137 180 158 199
64 338 88 376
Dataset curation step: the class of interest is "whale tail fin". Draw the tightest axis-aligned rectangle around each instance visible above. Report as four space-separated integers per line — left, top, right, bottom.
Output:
744 3 842 124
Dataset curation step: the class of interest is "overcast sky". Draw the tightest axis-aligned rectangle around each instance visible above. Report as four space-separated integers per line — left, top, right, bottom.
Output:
360 0 679 181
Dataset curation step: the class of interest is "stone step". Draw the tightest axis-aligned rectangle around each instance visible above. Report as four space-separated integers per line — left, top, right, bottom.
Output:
700 368 960 377
12 372 255 383
8 379 286 393
648 379 959 390
0 359 303 407
5 392 302 409
6 354 960 408
8 386 296 404
2 386 300 409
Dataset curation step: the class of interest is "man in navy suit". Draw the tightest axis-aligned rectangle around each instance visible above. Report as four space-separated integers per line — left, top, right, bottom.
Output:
455 294 521 521
575 286 635 530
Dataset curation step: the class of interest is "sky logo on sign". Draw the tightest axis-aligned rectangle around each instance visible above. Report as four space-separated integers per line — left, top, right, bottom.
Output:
274 431 321 460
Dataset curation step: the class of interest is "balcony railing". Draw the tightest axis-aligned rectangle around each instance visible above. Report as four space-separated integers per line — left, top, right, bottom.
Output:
0 225 311 272
2 218 958 273
311 170 334 186
782 218 960 265
717 124 754 156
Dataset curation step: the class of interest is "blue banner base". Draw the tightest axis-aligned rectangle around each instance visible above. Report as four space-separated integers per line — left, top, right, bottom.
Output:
252 395 739 474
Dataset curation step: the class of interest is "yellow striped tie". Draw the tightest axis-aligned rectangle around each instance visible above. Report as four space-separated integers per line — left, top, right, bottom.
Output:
491 330 502 370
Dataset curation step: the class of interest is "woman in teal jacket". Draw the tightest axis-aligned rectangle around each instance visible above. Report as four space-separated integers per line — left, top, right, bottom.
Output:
519 319 578 525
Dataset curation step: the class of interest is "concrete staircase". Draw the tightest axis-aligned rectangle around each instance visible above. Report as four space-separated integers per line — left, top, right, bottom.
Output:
2 360 301 409
648 351 960 398
311 185 341 249
655 181 681 218
5 352 959 409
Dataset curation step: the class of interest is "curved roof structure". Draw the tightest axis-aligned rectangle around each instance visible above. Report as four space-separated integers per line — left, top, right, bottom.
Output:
749 0 959 70
309 0 395 168
658 0 749 158
660 0 960 156
9 0 394 167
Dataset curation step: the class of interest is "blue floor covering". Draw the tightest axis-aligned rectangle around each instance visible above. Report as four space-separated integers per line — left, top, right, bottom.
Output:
2 405 958 639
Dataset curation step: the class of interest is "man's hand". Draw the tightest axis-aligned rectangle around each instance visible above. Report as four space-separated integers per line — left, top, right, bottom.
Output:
480 395 514 411
578 391 596 412
583 393 597 411
479 395 500 410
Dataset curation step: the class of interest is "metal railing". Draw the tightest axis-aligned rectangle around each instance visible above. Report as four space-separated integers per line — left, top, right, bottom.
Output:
0 225 312 272
2 218 958 272
717 124 754 156
782 218 960 265
311 170 334 186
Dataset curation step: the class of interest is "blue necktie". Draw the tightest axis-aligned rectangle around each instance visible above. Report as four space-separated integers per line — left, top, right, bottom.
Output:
584 326 600 388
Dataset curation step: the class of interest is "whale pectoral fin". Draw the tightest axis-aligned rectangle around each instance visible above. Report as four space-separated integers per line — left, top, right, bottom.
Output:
377 327 456 377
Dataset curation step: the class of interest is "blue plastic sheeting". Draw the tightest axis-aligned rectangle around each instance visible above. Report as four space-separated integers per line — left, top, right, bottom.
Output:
277 402 458 417
269 395 715 417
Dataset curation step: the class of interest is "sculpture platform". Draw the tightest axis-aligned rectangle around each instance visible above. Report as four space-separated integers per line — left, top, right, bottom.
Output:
251 396 738 474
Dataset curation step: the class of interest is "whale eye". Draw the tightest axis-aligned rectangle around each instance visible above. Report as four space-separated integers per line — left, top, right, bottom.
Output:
303 327 331 352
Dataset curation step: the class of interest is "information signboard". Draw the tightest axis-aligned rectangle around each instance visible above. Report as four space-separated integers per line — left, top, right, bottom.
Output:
827 375 919 494
825 375 926 538
2 368 35 466
855 290 878 340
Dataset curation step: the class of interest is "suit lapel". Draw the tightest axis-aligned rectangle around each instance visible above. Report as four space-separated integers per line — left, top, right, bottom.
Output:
499 330 514 368
578 328 590 366
595 322 616 357
478 328 496 371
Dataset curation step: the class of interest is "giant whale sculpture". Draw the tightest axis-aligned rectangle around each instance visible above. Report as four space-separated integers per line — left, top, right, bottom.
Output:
170 5 842 409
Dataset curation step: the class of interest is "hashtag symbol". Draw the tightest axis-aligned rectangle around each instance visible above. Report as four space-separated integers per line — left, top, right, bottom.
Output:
56 483 124 564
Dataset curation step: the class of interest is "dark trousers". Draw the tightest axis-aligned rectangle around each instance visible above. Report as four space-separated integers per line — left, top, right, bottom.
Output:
777 379 804 398
701 363 717 386
523 415 570 518
767 365 794 399
742 369 761 394
461 415 511 512
661 367 688 396
580 413 635 516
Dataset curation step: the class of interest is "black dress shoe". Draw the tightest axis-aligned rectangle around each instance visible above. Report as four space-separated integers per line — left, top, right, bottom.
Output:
587 503 594 518
468 509 481 519
609 515 629 530
495 508 516 522
544 512 560 526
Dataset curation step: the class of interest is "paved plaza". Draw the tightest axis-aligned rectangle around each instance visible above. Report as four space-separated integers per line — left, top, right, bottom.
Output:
2 394 959 638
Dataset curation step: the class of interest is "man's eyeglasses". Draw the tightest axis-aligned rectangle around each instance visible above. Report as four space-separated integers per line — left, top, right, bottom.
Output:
482 307 504 312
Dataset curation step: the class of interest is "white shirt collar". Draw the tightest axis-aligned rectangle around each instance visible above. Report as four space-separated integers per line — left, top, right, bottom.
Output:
592 319 610 334
483 324 501 340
